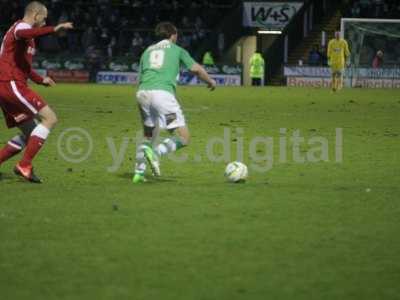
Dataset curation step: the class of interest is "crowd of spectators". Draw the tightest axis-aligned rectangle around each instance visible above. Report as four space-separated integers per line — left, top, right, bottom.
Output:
344 0 400 18
0 0 235 60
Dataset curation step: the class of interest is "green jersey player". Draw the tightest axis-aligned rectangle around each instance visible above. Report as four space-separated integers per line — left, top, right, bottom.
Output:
133 22 216 183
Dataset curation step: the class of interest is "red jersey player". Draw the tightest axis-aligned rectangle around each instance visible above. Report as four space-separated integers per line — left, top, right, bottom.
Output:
0 1 73 183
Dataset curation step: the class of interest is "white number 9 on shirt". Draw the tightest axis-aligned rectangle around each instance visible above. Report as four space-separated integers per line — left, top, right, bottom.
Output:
149 50 165 69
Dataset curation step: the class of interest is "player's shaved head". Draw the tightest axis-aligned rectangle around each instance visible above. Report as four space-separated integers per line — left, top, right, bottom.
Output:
155 22 178 40
25 1 47 16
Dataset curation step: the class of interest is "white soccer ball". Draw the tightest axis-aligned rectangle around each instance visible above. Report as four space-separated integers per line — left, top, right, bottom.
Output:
224 161 248 183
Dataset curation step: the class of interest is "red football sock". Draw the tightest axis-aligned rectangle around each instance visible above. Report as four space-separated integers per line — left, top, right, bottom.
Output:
0 144 21 164
19 136 46 168
19 124 50 168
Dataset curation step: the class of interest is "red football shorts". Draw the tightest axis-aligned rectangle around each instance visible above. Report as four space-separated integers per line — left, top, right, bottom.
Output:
0 81 47 128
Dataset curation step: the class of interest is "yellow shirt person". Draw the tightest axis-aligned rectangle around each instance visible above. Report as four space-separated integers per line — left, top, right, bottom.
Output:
327 31 350 91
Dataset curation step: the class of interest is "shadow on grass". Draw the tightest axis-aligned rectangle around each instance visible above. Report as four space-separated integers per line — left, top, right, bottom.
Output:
0 172 21 184
116 172 180 183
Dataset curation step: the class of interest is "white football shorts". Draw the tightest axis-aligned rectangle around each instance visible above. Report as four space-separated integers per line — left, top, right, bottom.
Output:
136 90 186 130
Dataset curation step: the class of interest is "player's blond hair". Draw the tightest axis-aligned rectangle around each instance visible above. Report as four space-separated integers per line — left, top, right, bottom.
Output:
25 1 47 15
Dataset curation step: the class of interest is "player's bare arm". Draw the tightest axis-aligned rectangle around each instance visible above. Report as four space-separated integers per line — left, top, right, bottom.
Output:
15 22 74 40
54 22 74 32
15 17 73 87
42 77 56 87
27 69 54 87
190 63 217 90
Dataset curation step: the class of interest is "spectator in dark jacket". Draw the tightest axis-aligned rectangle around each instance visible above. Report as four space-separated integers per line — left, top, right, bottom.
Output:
308 45 321 65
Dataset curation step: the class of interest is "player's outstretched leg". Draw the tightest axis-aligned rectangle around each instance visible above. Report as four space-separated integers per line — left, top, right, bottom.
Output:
0 135 26 166
154 126 190 159
14 106 57 183
0 120 36 169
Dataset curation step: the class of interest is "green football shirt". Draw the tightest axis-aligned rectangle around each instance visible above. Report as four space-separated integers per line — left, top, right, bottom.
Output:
138 39 196 94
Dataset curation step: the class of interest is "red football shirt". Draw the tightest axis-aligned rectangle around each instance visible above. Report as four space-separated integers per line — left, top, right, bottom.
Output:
0 21 55 84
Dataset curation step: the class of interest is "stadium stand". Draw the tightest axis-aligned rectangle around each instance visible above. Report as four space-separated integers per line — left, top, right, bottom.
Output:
0 0 238 60
1 0 398 85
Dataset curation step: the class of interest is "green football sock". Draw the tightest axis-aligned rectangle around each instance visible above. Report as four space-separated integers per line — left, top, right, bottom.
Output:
155 137 185 157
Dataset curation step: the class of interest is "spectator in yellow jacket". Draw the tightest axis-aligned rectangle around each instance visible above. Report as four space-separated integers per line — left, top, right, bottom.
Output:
249 52 265 86
202 51 215 66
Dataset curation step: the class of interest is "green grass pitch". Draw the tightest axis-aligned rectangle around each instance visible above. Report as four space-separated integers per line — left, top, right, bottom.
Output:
0 84 399 299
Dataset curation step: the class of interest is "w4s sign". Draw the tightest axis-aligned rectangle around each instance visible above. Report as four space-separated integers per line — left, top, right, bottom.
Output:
243 2 303 30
